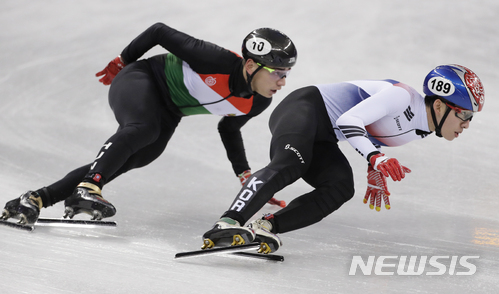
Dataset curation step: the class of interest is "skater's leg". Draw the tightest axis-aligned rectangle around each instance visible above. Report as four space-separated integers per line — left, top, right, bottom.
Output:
106 122 177 182
35 164 92 207
86 62 175 185
63 62 181 218
203 86 338 250
271 141 355 233
30 124 176 209
240 144 354 252
222 87 325 225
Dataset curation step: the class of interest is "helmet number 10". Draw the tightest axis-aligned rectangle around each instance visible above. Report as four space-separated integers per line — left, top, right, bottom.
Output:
246 37 271 55
428 77 455 96
251 41 265 52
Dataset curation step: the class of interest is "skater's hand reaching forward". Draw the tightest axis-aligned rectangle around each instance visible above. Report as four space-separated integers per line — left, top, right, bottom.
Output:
238 170 252 185
96 55 126 85
364 153 411 211
369 153 411 181
364 165 391 211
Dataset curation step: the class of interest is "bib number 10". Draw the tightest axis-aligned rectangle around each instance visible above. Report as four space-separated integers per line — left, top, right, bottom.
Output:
427 77 455 96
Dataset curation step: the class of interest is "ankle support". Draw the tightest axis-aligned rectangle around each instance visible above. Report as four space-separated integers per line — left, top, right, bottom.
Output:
77 182 102 196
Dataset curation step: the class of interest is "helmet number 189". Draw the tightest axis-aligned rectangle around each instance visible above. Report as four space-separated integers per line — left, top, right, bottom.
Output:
428 77 455 96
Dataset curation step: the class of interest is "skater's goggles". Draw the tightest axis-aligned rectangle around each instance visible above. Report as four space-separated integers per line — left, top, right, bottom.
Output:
444 102 473 121
257 63 291 80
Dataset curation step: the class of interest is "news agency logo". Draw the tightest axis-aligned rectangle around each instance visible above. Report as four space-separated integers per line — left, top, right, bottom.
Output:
349 255 479 276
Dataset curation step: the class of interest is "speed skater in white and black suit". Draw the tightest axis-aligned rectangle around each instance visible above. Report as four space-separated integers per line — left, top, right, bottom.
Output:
202 64 485 254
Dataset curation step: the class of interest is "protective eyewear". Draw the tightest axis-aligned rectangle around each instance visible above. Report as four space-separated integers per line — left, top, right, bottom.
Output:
445 102 473 122
257 63 290 79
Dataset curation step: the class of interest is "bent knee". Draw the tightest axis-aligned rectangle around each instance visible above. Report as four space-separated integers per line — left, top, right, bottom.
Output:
318 180 355 215
120 123 161 148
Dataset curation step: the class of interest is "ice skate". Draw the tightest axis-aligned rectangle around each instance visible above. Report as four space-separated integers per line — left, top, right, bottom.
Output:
1 191 42 225
63 182 116 220
248 216 282 253
201 217 255 249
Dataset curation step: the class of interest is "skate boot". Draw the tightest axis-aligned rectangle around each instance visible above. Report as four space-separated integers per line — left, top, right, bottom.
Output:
201 217 256 250
1 191 42 225
63 182 116 220
248 215 282 254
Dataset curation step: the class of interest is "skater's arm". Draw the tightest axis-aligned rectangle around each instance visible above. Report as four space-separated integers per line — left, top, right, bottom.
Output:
336 85 410 161
120 22 236 68
218 116 252 175
217 94 272 175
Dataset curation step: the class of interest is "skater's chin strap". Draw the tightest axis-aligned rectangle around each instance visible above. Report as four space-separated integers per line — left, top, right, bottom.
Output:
245 63 264 95
431 103 452 138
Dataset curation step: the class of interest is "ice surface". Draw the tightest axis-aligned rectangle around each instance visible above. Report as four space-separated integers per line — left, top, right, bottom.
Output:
1 0 498 293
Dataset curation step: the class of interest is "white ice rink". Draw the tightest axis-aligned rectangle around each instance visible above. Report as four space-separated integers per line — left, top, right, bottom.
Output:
1 1 498 293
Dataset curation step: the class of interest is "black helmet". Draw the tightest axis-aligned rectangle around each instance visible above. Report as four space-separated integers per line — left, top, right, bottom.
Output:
242 28 297 68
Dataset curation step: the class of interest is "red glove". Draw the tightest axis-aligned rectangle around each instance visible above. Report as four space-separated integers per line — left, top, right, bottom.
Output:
268 197 286 208
364 165 391 211
369 153 411 181
238 170 252 185
96 55 126 85
237 170 286 207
